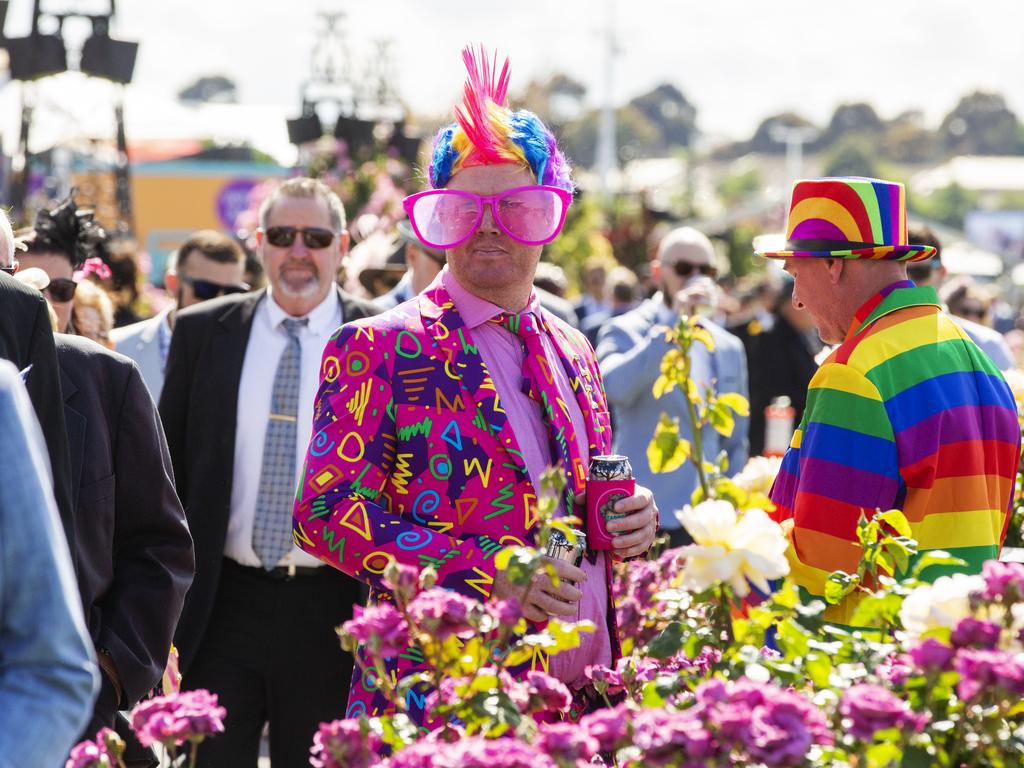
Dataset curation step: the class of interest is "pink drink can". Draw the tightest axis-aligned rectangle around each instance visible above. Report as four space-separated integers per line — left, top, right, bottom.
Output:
586 454 634 550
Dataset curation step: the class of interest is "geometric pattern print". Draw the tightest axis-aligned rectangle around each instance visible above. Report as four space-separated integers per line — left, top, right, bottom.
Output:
292 282 613 727
769 283 1021 627
253 317 308 568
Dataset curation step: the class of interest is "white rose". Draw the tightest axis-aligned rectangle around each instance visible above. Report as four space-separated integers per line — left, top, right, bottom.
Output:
675 499 789 597
732 456 782 496
899 573 984 638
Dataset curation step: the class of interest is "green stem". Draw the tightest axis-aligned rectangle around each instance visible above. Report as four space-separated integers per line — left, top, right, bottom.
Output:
188 741 198 768
679 342 711 499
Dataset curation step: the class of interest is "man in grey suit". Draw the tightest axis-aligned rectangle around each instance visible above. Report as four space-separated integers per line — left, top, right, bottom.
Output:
112 231 247 400
596 227 749 546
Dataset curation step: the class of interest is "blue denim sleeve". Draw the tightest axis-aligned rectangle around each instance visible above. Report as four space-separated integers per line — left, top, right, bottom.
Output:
0 362 98 768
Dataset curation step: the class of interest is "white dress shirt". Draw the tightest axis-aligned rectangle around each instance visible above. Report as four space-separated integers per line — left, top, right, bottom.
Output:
225 287 342 568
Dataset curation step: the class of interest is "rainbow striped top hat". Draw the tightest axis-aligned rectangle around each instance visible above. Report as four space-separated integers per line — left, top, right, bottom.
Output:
756 177 936 262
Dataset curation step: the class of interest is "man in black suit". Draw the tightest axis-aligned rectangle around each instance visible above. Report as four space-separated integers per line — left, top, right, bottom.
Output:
0 221 75 547
160 177 379 767
55 333 195 743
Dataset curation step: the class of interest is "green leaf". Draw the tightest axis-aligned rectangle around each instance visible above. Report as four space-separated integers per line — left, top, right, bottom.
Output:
875 509 913 538
824 571 859 605
640 680 666 708
647 414 692 474
775 618 811 657
865 741 902 768
545 619 596 655
707 403 735 438
717 392 750 417
804 652 832 688
647 621 686 659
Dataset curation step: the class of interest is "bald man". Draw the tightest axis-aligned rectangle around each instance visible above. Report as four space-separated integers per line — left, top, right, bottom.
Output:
596 227 749 545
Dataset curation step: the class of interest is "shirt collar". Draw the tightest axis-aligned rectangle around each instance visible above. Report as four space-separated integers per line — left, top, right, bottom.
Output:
846 279 941 339
439 267 542 330
265 285 339 334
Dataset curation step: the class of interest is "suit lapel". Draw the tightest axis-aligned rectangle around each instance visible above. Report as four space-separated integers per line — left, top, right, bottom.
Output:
59 366 86 512
419 285 530 482
210 291 263 469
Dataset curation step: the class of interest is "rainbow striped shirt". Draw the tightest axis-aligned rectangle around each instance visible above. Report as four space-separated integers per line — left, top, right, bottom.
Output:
769 281 1021 624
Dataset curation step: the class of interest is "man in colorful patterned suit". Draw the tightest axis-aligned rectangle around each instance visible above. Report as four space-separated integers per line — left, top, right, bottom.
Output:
293 47 658 726
758 177 1021 625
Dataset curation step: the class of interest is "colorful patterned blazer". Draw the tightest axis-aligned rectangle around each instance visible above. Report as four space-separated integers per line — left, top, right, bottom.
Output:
293 279 616 724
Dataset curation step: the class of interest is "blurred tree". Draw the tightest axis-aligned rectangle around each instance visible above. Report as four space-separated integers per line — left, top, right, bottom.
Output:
543 193 615 296
880 110 941 164
628 84 698 150
178 75 238 104
722 222 761 278
939 91 1024 155
518 73 587 128
747 112 818 155
717 166 762 206
817 102 884 149
560 104 662 167
908 183 980 229
822 135 881 178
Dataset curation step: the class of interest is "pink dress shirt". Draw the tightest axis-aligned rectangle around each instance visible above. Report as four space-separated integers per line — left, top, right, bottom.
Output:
442 270 612 688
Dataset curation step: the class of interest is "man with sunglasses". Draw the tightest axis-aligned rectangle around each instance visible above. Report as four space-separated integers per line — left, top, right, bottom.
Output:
159 177 379 767
596 226 749 546
293 47 658 730
112 230 247 401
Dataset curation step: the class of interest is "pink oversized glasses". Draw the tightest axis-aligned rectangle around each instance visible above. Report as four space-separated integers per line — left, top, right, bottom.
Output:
402 185 572 250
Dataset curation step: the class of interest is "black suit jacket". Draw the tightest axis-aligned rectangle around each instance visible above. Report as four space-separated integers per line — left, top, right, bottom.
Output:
159 287 380 671
55 334 195 716
0 272 75 547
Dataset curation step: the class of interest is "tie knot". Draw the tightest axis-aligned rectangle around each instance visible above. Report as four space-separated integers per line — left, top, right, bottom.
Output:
497 311 542 338
281 317 308 340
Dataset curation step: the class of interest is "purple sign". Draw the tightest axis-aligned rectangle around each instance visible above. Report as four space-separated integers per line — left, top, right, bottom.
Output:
216 178 259 231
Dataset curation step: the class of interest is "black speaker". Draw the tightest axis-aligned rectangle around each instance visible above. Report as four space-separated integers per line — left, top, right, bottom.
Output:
287 113 323 145
80 34 138 84
6 34 67 80
334 115 377 154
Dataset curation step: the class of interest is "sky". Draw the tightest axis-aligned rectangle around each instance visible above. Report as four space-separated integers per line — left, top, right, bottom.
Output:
2 0 1023 154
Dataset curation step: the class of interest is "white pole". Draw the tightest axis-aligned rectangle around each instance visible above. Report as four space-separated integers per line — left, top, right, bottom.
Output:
595 0 617 201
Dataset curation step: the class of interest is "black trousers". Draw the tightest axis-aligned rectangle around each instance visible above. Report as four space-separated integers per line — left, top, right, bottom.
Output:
184 560 358 767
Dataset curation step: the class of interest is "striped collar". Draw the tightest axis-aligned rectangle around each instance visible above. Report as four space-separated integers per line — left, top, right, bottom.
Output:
846 280 940 339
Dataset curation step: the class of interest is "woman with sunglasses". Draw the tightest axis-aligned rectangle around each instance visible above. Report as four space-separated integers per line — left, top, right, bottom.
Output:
16 194 107 334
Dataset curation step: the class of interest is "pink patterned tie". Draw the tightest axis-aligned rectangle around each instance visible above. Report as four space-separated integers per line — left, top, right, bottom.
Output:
495 310 583 509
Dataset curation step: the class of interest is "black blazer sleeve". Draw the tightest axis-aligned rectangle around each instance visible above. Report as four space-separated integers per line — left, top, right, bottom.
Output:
158 312 195 496
22 292 76 546
101 360 195 704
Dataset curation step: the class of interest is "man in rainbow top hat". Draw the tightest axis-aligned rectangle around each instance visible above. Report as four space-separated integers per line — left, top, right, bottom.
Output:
294 47 658 727
758 177 1021 625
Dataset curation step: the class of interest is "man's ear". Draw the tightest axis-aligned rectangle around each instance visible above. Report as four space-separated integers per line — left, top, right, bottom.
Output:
824 257 845 285
164 270 178 295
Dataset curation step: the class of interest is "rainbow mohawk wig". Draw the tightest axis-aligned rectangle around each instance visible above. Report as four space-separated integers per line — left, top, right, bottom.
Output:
428 46 573 191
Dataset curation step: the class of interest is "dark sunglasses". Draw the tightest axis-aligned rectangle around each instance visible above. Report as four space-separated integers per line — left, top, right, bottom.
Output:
0 265 15 276
262 226 336 250
673 261 717 279
44 277 77 302
183 276 250 301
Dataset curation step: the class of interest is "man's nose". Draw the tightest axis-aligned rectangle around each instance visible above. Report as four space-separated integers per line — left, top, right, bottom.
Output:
478 203 500 233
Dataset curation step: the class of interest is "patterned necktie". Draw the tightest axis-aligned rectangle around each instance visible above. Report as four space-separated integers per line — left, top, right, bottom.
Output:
495 311 583 511
253 317 308 569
